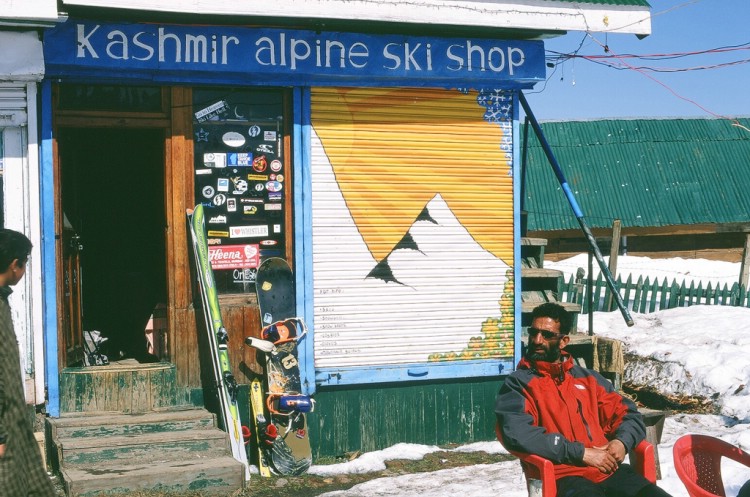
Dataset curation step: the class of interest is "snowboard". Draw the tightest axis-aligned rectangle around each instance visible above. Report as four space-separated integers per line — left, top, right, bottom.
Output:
245 257 313 476
187 204 251 480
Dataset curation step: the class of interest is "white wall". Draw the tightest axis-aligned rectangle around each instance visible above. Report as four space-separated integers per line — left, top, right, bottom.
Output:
0 0 58 23
59 0 651 36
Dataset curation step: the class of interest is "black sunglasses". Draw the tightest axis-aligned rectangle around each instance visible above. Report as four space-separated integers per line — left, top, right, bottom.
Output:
528 327 565 341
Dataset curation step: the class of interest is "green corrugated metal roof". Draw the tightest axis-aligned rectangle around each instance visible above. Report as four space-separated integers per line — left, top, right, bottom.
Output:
524 117 750 231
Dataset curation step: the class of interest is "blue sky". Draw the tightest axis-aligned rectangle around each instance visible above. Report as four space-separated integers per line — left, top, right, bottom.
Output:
524 0 750 120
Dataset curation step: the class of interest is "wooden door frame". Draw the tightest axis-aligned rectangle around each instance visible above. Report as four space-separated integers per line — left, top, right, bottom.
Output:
52 85 175 370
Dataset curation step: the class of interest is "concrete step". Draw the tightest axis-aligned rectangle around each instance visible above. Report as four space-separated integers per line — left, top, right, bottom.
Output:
49 407 215 440
61 455 245 497
56 427 231 468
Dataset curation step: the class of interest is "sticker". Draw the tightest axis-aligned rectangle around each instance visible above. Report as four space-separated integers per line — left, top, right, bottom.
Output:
266 181 283 192
233 268 257 284
248 125 262 137
202 185 216 199
208 215 227 224
252 155 268 173
204 153 226 168
231 177 248 194
262 283 273 292
265 203 282 211
195 128 209 142
212 193 227 206
227 198 237 212
222 131 246 148
244 205 258 214
254 183 265 192
195 169 212 175
270 160 282 172
217 178 229 192
228 152 252 167
247 174 268 181
230 225 269 238
260 240 278 246
208 243 259 270
207 238 222 245
207 230 229 237
241 198 264 204
275 174 284 183
257 144 274 154
268 192 283 201
195 100 229 122
273 224 281 233
264 131 277 141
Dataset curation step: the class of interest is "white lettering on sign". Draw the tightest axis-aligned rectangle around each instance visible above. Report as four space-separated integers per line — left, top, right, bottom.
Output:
254 33 370 70
76 24 240 64
446 42 526 75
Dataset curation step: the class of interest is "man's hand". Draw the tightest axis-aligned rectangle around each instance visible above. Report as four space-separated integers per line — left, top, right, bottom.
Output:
583 446 619 474
0 443 5 458
605 439 627 463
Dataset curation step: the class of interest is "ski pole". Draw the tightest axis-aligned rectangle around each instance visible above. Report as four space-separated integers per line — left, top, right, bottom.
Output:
518 92 634 327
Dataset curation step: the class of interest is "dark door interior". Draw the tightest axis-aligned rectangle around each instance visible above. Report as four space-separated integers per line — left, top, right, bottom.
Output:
60 127 166 364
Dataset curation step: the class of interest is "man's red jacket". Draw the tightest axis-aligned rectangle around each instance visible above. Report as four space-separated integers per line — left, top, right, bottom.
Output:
495 352 646 482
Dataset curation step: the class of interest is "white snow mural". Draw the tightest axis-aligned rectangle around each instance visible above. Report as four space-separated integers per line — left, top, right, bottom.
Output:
310 88 515 369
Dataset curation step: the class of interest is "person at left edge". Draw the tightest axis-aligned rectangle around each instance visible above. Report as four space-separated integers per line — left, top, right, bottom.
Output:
0 229 57 496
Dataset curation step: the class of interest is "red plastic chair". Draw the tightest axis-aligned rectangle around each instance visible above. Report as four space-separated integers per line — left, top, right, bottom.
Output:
495 423 656 497
673 434 750 497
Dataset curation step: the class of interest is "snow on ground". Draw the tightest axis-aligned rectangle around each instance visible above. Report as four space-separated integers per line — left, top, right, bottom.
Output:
546 254 742 288
309 256 750 497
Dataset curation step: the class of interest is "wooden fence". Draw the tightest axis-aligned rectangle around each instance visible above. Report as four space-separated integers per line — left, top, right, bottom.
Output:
561 273 750 314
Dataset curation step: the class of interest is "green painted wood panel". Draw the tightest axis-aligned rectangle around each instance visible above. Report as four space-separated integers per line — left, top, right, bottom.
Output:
307 376 505 458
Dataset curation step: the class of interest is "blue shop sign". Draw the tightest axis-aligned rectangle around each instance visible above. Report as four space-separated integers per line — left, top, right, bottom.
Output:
44 19 545 88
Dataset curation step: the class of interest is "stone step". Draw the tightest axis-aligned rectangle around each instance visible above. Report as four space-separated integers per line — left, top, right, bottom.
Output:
49 407 215 440
61 455 245 497
56 427 231 468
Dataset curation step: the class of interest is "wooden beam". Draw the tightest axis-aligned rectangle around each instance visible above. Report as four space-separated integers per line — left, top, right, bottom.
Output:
740 234 750 289
607 220 621 311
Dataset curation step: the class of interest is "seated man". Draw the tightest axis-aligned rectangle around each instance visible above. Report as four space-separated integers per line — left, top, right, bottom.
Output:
495 302 671 497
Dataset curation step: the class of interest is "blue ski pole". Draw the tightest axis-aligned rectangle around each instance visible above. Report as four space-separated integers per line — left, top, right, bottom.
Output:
519 92 634 327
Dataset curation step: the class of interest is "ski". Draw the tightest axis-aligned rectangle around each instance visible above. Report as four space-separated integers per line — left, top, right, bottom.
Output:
246 257 314 475
250 377 274 477
187 204 251 480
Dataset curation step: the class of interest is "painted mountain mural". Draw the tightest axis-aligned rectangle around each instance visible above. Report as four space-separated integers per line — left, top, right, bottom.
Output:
310 87 515 368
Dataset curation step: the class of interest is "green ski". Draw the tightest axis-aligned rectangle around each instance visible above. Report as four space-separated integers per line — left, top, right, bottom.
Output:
187 204 250 480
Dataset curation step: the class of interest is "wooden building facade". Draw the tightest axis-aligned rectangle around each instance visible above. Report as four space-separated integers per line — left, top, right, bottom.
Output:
36 2 653 458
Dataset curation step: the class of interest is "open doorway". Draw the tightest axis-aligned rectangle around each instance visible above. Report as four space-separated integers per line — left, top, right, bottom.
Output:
59 127 167 365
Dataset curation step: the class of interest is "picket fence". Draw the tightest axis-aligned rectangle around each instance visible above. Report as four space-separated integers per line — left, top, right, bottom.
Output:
560 273 750 314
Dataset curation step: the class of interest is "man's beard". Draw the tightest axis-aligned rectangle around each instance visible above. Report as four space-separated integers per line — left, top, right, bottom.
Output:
525 344 562 362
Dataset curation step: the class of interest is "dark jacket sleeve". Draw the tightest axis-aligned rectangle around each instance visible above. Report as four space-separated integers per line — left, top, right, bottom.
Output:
591 370 646 453
495 372 585 465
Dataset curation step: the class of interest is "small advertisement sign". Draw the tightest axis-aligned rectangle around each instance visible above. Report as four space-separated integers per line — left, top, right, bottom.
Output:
208 243 260 270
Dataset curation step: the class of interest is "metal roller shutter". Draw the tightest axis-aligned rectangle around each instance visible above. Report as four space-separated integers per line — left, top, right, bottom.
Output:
0 85 28 125
310 87 516 373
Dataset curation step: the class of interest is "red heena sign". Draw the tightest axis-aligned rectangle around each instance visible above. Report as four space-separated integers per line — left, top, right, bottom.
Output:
209 244 260 270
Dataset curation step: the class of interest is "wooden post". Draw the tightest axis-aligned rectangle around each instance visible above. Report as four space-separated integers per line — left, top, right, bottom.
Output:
740 233 750 290
607 220 622 311
588 251 594 336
